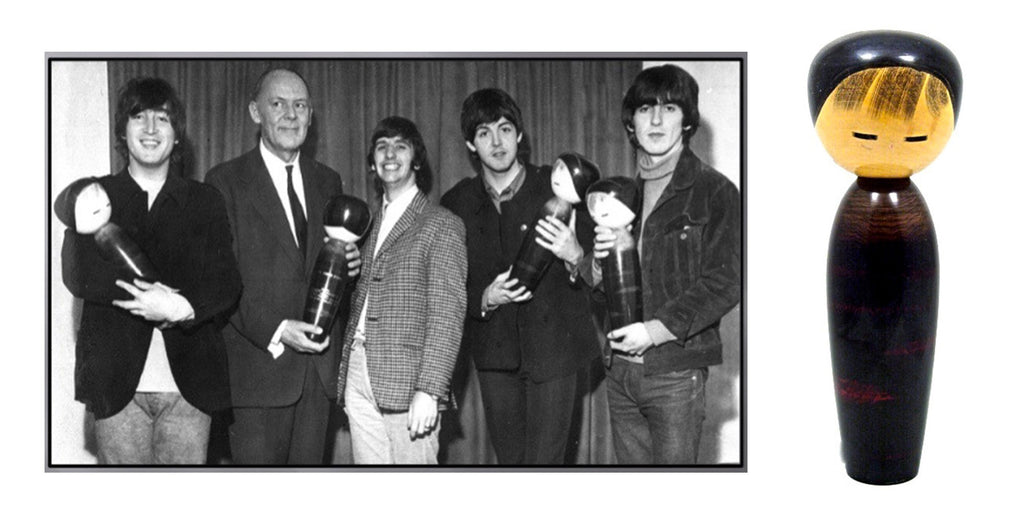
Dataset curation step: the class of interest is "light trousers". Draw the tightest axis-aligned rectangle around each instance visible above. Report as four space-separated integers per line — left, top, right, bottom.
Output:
344 339 439 464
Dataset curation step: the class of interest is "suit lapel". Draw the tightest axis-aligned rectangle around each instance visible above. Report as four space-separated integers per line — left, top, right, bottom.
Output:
300 157 330 270
350 206 383 316
375 191 427 260
244 149 304 271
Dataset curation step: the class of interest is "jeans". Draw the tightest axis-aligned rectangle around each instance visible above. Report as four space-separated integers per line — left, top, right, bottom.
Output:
606 360 707 464
94 392 211 465
344 339 439 464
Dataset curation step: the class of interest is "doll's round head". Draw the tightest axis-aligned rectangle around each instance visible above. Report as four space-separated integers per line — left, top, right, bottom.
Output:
54 177 111 234
323 194 372 243
809 31 961 178
551 152 601 204
586 177 638 229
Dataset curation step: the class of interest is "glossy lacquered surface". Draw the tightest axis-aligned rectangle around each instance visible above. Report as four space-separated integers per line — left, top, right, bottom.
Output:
827 178 938 484
303 238 350 343
93 222 159 281
603 227 642 331
509 196 573 292
303 194 370 342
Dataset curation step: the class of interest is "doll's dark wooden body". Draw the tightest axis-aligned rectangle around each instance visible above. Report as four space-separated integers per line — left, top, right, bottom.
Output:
828 177 938 484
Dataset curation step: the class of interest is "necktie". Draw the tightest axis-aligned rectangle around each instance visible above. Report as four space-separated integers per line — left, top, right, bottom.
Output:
285 164 307 256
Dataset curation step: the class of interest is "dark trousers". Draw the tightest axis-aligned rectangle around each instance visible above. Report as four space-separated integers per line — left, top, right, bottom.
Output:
228 361 330 465
606 360 707 464
477 368 577 465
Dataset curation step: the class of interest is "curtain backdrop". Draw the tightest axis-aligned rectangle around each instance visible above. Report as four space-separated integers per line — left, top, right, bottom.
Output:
107 58 641 465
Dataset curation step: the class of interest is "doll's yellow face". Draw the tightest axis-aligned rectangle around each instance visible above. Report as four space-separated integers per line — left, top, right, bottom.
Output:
815 66 954 178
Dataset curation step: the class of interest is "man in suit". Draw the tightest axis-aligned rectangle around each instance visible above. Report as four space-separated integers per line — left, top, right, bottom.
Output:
440 89 600 464
338 116 467 464
206 68 360 465
59 77 241 464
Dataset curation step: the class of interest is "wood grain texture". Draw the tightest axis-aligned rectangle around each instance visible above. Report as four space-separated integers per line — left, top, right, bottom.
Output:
827 177 938 484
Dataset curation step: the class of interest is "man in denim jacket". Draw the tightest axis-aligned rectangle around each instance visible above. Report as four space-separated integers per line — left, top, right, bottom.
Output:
581 64 740 464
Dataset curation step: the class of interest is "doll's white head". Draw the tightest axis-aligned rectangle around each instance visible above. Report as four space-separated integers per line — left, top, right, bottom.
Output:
587 191 635 229
550 159 581 204
74 181 112 234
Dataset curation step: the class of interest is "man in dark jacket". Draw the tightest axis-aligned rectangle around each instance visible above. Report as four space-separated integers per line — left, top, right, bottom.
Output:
441 89 600 464
59 77 241 464
582 64 741 464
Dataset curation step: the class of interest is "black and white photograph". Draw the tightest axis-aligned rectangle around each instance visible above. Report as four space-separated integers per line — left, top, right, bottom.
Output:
48 56 744 467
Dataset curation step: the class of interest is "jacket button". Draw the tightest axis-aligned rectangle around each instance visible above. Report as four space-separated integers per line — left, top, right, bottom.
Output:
520 224 528 232
680 233 688 240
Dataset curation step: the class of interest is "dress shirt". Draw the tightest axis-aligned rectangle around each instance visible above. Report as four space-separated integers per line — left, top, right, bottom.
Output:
482 163 526 214
259 140 307 247
260 141 309 358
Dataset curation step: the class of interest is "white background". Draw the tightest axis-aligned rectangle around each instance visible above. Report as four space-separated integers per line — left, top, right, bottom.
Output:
13 1 1021 529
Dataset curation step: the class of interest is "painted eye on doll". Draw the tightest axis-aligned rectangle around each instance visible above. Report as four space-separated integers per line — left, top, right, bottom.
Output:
586 193 635 228
814 65 955 178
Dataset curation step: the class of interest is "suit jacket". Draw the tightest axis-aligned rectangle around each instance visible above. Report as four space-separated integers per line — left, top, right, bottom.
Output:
205 147 344 407
338 190 467 412
61 169 241 419
440 164 600 382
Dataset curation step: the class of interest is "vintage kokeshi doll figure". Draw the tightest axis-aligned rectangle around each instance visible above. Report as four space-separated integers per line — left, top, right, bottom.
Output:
809 30 962 484
586 176 641 331
54 177 159 281
509 152 600 291
303 194 371 343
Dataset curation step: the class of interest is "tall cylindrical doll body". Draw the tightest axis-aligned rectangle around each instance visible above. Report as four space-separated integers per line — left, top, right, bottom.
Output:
828 177 938 484
587 176 641 331
602 225 641 330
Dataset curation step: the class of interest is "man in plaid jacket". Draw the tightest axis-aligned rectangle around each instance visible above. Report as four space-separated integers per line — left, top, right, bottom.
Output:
337 116 468 464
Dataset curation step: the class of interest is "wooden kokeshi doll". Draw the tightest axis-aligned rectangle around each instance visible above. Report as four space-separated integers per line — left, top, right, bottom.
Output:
587 176 642 332
809 30 962 484
510 152 600 292
303 193 371 343
54 177 160 282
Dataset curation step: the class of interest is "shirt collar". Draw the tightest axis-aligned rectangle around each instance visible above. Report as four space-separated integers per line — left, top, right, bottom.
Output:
259 139 301 176
383 184 419 216
482 163 526 205
124 166 188 207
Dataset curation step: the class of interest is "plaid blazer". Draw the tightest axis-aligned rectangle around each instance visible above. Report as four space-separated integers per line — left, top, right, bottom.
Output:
338 190 468 411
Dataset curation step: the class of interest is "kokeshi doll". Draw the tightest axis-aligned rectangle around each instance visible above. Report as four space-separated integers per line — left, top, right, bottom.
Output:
809 30 961 484
510 152 600 291
587 176 641 331
54 177 159 281
303 194 371 343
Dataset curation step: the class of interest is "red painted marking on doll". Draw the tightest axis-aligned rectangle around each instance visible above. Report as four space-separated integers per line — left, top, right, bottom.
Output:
837 378 896 404
884 338 934 356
